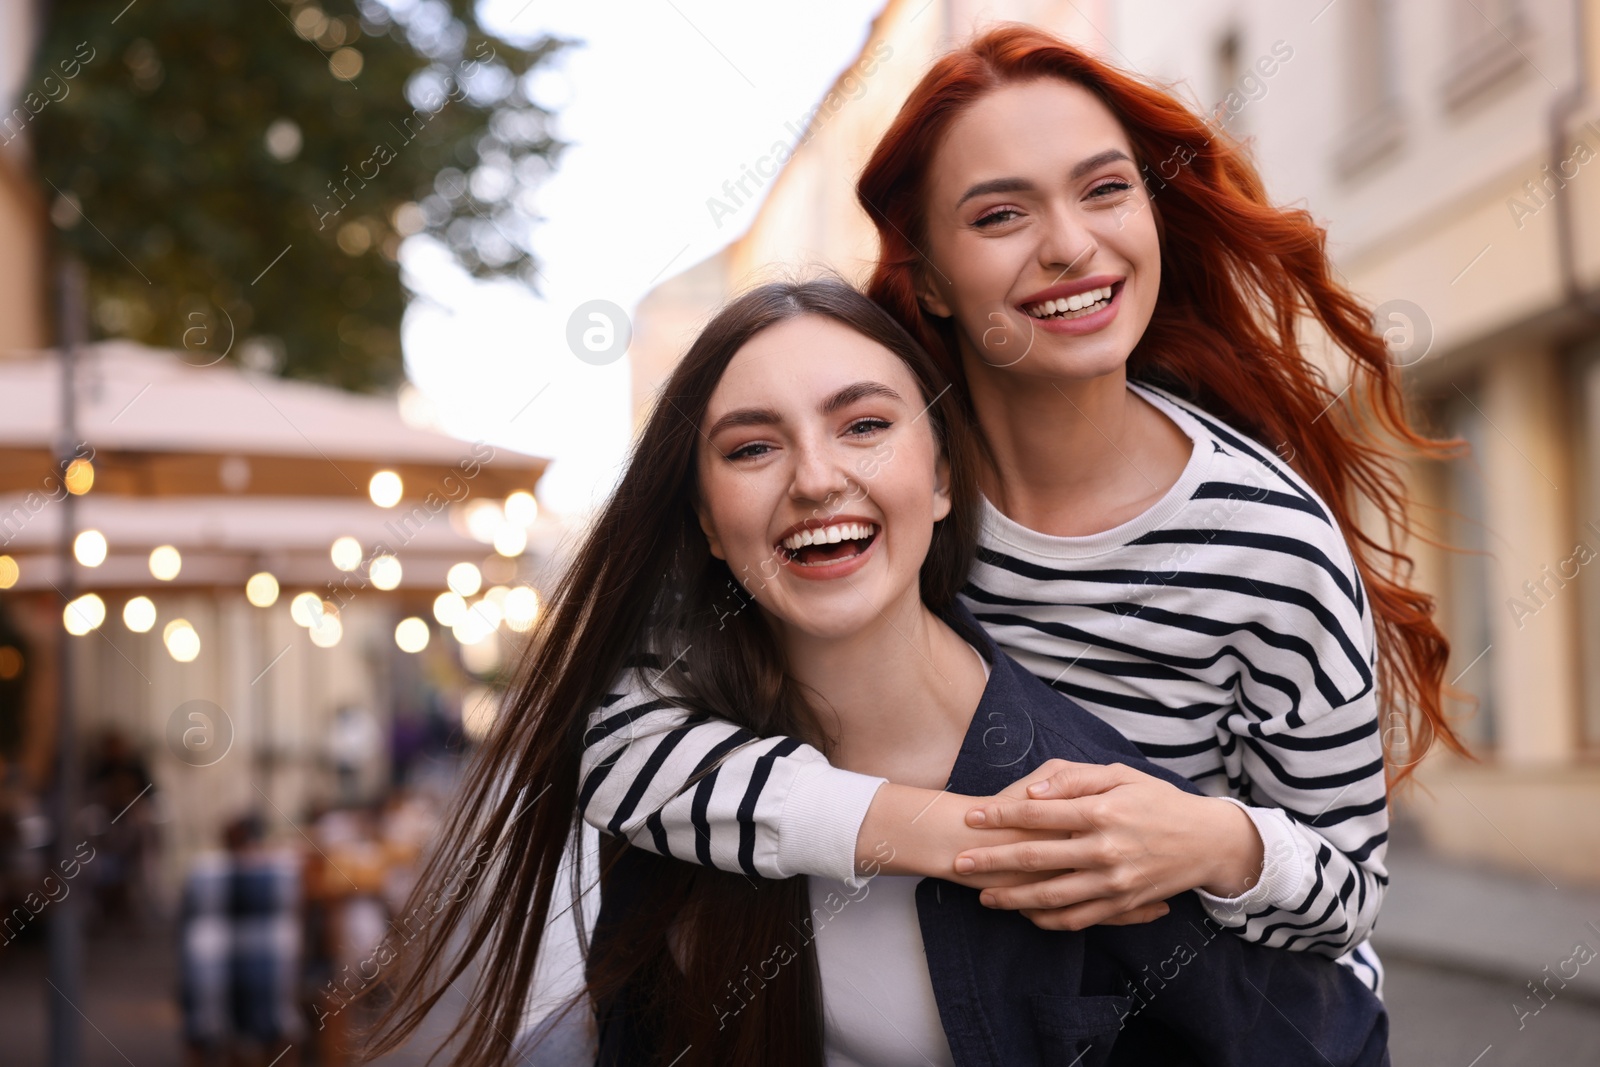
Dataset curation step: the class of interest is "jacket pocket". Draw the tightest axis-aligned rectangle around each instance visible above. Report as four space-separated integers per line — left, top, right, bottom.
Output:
1028 993 1130 1066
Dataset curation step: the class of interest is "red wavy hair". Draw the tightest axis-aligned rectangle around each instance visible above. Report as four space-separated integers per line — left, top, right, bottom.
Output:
856 24 1467 785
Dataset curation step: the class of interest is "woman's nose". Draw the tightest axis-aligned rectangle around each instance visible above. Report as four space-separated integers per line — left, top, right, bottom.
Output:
1037 207 1097 276
789 440 855 509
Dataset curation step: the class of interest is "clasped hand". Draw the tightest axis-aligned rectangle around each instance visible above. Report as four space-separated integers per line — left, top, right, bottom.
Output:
940 759 1264 932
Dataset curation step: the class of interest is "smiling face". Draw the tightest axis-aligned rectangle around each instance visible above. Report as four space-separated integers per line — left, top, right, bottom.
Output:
916 77 1162 385
695 314 952 643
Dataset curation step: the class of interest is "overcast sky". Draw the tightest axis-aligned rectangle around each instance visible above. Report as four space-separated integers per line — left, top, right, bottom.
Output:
400 1 885 514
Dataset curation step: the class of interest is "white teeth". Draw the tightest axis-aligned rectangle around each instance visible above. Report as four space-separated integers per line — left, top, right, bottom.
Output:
1025 286 1113 319
779 522 878 552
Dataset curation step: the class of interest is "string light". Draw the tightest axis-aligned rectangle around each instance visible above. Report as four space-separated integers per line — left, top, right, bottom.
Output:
447 562 481 597
395 617 429 653
432 591 466 626
504 490 538 526
122 596 157 633
64 458 94 495
73 530 107 567
290 592 324 627
163 618 200 661
369 554 402 590
331 536 363 572
505 587 540 632
492 524 527 557
368 470 403 508
246 572 280 607
63 594 106 635
150 545 182 581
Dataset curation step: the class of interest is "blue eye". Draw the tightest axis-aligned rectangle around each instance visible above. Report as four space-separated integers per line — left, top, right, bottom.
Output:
725 442 772 461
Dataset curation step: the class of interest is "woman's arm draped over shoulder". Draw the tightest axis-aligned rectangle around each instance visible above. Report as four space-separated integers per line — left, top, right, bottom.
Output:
578 659 887 884
1180 428 1390 959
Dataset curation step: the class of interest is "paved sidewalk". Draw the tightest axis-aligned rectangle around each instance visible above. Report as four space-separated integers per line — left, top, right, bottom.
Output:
1376 845 1600 1003
1377 844 1600 1066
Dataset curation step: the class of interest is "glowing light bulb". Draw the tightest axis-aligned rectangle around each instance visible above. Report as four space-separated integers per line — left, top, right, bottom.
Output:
331 536 363 572
150 545 182 581
395 616 429 653
246 572 280 608
433 591 466 626
290 591 324 627
368 470 403 508
123 596 156 633
447 562 481 597
464 500 502 543
73 530 107 567
64 593 106 635
492 524 527 557
504 490 538 526
163 618 200 661
369 554 402 590
64 458 94 495
505 586 540 632
309 612 343 648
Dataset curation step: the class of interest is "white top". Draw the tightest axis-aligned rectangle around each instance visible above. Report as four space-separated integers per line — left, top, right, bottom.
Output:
808 872 956 1067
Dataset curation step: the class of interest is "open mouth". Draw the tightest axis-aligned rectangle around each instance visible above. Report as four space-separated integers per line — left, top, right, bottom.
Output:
777 521 879 568
1022 280 1121 320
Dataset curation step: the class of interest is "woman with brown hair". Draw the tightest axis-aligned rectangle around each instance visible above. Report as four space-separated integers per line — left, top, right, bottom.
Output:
576 21 1463 1004
364 277 1387 1066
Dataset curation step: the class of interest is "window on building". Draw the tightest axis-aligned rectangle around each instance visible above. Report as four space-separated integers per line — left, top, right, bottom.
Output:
1441 0 1533 110
1445 389 1499 751
1211 28 1244 132
1335 0 1403 177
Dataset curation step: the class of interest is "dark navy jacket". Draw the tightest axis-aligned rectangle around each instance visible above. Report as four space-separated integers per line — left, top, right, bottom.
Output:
590 600 1389 1066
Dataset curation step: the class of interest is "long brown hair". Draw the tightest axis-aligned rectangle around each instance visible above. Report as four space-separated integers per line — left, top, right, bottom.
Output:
360 278 980 1066
856 24 1467 784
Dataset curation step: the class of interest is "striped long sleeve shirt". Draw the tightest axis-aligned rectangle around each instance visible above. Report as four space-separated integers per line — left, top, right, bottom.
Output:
579 382 1390 995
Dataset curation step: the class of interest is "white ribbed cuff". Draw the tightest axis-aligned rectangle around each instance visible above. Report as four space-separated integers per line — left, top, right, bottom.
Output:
773 761 888 886
1193 798 1307 925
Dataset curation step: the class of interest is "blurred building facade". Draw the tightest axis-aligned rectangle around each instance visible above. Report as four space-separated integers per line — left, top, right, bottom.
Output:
0 341 558 905
1110 0 1600 883
627 0 1600 882
0 1 558 913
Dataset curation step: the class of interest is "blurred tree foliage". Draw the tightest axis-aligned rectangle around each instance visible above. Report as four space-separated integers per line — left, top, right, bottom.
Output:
23 0 568 391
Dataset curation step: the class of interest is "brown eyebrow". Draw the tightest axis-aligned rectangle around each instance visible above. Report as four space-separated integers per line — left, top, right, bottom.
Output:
705 406 781 439
705 380 905 439
822 380 903 414
954 148 1135 208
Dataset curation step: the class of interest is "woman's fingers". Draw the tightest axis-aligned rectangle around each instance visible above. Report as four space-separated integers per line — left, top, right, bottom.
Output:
1091 901 1170 926
1019 896 1169 932
978 870 1120 913
971 762 1134 827
964 796 1104 833
953 836 1100 875
1032 760 1131 799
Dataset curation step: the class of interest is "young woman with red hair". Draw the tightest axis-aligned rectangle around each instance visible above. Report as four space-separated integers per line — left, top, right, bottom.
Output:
575 21 1465 1006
